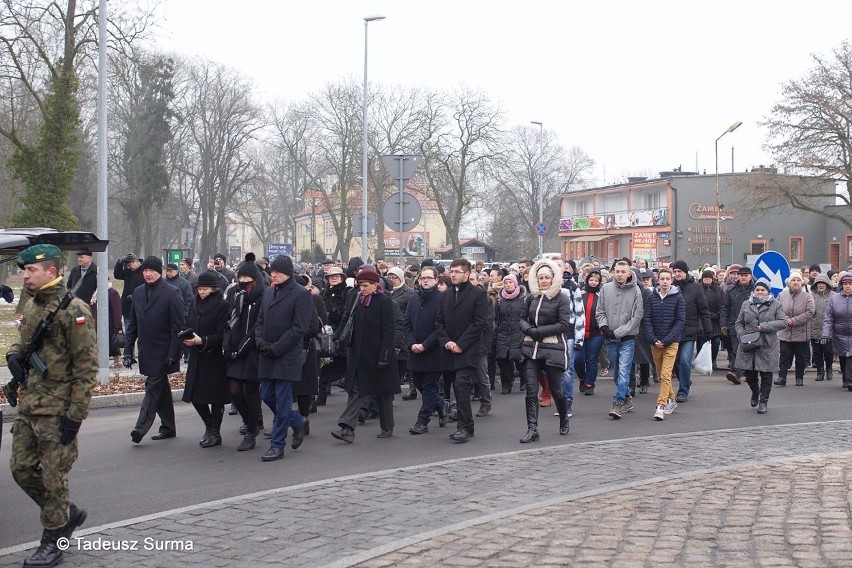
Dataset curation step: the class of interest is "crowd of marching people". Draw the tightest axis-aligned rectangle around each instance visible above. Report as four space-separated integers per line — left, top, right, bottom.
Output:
103 250 852 460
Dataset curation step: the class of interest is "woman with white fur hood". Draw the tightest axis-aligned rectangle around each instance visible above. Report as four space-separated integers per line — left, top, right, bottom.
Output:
518 259 582 443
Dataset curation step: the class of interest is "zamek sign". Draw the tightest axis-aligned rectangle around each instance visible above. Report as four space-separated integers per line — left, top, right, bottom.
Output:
689 203 736 220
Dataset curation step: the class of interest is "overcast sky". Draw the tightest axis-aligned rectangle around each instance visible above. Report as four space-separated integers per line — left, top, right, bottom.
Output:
154 0 852 187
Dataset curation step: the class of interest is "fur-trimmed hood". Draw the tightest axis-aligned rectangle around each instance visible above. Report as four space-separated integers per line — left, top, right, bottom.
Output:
529 259 562 299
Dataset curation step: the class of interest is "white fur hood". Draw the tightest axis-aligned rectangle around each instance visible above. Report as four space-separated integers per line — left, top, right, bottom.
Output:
528 259 562 299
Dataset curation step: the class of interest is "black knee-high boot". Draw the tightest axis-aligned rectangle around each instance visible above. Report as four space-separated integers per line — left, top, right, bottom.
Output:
745 373 759 407
193 402 212 446
201 404 224 447
553 388 570 435
758 372 772 414
520 397 539 443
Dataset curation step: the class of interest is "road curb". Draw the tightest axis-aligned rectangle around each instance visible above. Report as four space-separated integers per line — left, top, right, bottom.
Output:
1 389 185 421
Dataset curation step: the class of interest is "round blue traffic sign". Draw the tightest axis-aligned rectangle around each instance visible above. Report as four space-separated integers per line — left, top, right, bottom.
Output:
535 222 548 235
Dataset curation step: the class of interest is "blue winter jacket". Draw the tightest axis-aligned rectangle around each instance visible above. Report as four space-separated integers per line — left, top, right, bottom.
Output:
643 285 686 346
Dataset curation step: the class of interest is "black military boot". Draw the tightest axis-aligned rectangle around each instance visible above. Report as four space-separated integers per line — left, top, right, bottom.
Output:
62 503 87 538
815 369 825 381
201 406 224 448
520 397 539 443
23 528 63 567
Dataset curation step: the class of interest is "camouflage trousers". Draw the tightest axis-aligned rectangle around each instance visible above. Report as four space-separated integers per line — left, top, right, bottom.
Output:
10 414 78 530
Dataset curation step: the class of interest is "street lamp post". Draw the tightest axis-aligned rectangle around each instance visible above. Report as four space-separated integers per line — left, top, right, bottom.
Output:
715 120 742 268
361 15 385 261
531 121 544 257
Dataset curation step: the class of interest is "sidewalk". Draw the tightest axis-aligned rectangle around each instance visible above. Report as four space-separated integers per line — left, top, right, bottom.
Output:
1 420 850 567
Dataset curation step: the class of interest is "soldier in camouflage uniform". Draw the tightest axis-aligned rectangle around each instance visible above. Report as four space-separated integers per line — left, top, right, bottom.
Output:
6 244 98 568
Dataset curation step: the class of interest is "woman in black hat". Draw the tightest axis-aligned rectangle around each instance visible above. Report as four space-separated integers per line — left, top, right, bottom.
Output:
224 260 267 451
181 271 231 446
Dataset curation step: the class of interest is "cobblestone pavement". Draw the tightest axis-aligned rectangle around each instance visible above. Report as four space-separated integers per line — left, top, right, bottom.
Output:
1 421 851 567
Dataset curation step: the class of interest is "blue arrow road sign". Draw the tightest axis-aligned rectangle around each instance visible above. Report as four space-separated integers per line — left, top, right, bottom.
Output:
752 251 790 297
535 222 548 235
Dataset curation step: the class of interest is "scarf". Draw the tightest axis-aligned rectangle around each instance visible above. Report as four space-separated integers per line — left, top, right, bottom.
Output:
750 293 773 304
359 284 384 307
501 274 520 300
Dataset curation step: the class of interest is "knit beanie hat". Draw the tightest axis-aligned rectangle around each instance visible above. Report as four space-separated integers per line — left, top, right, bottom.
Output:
140 256 163 274
387 267 405 283
753 280 771 292
237 259 262 280
269 255 294 276
671 260 689 273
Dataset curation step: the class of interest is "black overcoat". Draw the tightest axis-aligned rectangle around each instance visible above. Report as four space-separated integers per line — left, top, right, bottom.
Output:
404 285 443 373
295 293 327 396
255 277 312 381
114 260 146 320
435 281 489 370
345 292 401 396
224 280 266 382
182 291 230 404
67 263 98 304
125 277 185 376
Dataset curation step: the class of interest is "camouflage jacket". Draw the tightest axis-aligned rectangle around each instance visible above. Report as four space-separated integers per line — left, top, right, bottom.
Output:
9 277 98 421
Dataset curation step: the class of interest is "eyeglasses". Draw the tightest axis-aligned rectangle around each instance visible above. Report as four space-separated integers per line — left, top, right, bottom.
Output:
448 270 467 275
387 275 400 280
419 276 435 281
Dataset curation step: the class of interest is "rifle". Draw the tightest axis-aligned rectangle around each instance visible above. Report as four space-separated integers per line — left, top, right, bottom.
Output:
3 280 82 407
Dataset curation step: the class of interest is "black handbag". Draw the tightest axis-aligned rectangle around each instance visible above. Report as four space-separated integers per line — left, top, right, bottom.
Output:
334 300 359 355
740 331 761 352
110 331 125 352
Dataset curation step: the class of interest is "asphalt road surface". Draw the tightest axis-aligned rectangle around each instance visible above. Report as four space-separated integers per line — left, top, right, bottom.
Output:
1 368 849 549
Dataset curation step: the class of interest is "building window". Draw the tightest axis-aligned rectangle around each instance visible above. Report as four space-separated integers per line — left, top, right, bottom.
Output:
789 237 803 263
643 192 660 210
575 200 588 216
750 240 766 255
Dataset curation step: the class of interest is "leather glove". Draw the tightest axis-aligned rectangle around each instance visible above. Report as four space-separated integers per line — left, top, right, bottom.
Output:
59 415 82 445
166 358 175 367
120 253 134 264
819 337 829 345
6 353 25 382
527 328 542 341
601 326 616 340
123 356 135 369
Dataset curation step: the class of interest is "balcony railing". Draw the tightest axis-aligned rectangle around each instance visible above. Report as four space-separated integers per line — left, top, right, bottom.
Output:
559 207 668 231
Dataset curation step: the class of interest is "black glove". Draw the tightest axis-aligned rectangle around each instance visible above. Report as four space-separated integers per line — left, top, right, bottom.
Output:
574 342 583 351
6 353 25 382
819 337 829 345
527 328 542 341
166 358 175 367
601 326 616 340
120 253 134 264
123 356 135 369
59 415 81 445
258 343 272 354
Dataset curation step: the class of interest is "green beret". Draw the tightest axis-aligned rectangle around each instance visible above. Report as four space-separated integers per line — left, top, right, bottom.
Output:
17 244 62 268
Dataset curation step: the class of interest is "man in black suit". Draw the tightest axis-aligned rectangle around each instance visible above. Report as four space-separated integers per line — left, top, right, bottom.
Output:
124 256 185 443
435 258 489 443
67 249 98 304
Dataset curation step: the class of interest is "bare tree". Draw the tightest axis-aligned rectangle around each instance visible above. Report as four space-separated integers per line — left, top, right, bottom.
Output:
760 40 852 230
368 85 424 257
305 79 363 261
0 0 155 230
416 86 502 254
486 125 594 254
177 58 262 262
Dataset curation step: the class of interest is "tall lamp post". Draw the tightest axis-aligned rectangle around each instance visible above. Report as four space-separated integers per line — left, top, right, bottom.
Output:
361 15 385 261
530 121 544 257
715 120 742 268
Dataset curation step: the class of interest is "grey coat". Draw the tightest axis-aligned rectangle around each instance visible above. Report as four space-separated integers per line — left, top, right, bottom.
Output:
809 275 835 341
776 287 815 343
822 291 852 357
734 297 787 372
